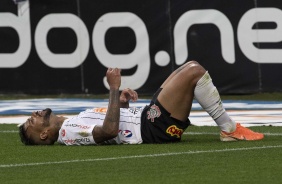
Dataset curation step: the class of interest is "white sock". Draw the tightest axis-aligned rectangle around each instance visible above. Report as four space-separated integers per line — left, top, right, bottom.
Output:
194 71 236 133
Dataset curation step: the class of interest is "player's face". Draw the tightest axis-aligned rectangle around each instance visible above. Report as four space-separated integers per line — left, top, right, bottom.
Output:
24 108 53 139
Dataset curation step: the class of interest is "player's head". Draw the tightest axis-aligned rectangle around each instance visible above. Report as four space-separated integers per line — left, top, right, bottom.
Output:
18 108 59 145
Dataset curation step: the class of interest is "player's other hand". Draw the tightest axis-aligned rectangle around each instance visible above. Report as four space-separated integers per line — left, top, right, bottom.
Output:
120 88 138 103
106 68 121 89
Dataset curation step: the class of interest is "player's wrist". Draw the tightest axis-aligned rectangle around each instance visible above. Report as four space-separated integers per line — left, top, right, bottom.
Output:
109 86 120 90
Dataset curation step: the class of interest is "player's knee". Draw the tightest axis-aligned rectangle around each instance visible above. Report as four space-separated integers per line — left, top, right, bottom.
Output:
185 60 206 78
187 60 199 65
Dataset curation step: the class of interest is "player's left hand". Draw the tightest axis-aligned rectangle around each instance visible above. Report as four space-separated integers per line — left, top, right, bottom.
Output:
106 68 121 89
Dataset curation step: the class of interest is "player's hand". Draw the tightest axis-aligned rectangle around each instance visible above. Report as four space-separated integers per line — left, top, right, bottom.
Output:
120 88 138 103
106 68 121 89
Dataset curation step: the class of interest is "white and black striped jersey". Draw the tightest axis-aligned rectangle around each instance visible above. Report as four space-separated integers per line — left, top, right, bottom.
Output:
57 107 144 145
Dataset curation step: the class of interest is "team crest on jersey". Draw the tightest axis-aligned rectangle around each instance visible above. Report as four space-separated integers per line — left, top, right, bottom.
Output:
78 131 89 137
147 104 161 122
166 125 183 138
119 130 133 138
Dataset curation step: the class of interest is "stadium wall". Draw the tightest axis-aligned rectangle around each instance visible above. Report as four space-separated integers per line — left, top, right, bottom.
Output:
0 0 282 94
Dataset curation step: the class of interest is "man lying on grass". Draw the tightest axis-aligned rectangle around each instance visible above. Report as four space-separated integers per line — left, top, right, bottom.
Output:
18 60 264 146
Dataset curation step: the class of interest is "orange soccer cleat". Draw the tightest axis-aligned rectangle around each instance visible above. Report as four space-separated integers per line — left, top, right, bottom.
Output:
220 123 264 141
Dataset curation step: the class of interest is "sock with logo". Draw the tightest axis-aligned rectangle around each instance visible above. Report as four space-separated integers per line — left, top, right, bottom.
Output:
194 71 236 133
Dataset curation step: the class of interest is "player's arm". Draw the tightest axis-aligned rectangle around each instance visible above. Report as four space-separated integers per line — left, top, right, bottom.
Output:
92 68 121 143
119 88 138 108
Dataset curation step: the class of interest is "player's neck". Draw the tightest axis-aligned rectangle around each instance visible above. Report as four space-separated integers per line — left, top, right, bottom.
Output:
56 116 67 128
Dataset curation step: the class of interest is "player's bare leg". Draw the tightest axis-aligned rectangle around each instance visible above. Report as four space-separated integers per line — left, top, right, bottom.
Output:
158 61 205 121
158 60 263 141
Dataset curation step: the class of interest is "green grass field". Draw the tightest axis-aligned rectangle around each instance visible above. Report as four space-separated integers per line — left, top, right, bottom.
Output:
0 124 281 184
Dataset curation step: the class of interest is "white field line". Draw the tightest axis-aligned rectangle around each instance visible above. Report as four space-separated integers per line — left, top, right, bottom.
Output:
0 145 281 168
0 130 19 133
183 132 282 136
1 130 282 136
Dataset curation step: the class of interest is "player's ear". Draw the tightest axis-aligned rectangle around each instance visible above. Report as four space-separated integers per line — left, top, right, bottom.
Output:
40 130 48 140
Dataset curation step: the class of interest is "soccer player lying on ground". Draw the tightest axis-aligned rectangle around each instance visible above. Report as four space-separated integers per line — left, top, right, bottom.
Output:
19 60 264 145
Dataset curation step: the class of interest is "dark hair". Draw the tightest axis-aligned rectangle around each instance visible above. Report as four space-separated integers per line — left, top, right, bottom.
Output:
18 123 37 145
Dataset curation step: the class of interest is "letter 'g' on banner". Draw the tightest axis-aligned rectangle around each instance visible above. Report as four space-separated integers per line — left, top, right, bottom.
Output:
93 12 150 90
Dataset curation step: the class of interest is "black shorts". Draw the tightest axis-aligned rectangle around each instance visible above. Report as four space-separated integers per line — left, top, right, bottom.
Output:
141 88 191 143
